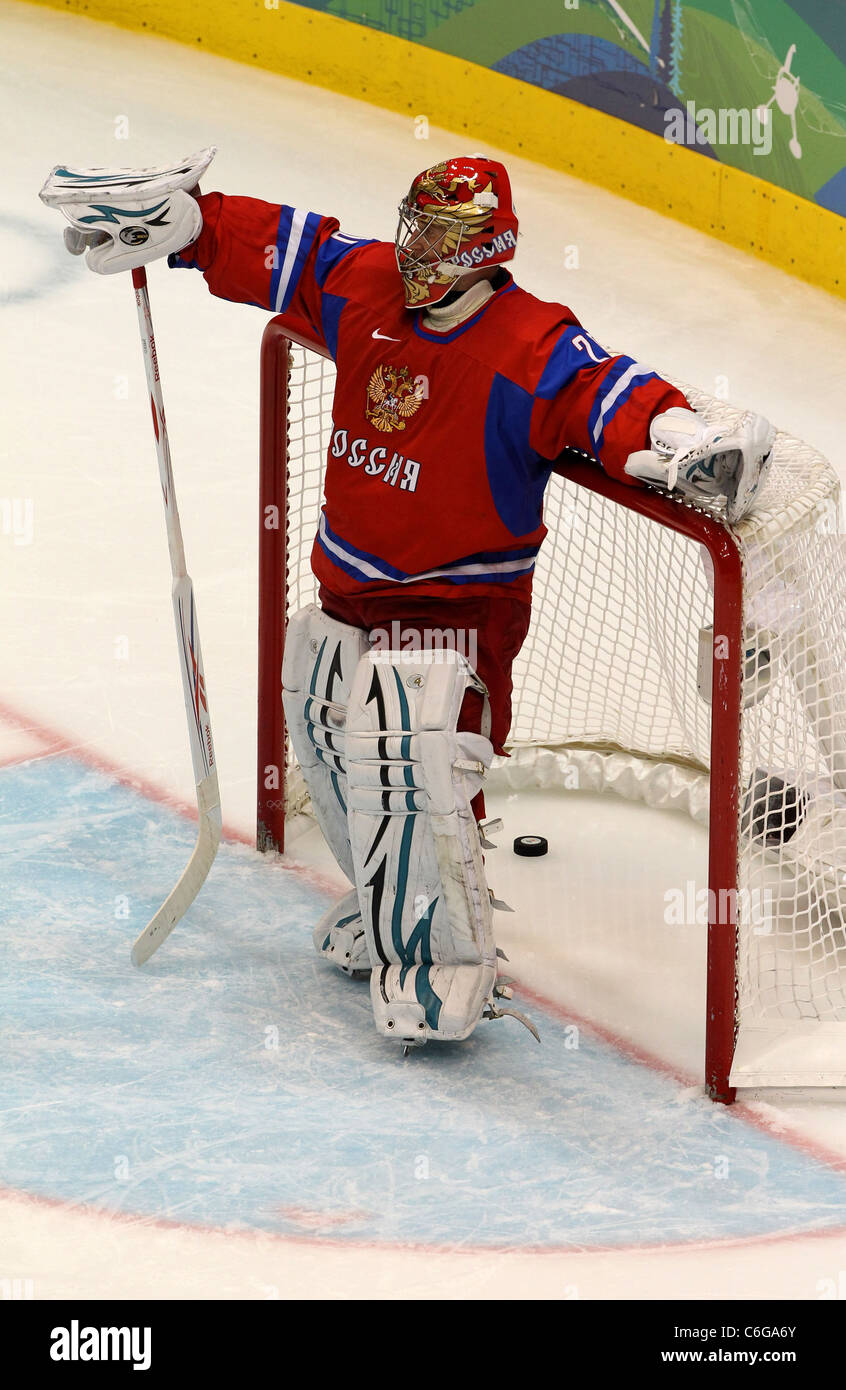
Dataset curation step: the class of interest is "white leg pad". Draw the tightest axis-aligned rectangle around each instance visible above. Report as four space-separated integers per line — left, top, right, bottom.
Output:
345 648 497 1043
282 604 371 883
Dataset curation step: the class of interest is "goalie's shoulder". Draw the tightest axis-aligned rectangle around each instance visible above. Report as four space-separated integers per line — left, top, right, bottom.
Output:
478 280 583 388
315 233 393 292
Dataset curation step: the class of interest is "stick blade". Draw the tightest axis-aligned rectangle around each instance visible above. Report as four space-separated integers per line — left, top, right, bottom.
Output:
131 784 222 965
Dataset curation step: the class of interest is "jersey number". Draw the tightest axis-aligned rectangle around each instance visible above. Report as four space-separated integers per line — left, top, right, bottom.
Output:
572 333 610 364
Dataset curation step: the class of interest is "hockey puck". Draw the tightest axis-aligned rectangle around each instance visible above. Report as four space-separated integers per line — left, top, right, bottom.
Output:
513 835 548 857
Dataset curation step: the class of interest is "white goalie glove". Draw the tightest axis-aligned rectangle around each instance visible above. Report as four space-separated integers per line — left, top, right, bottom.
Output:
39 148 215 274
625 406 775 523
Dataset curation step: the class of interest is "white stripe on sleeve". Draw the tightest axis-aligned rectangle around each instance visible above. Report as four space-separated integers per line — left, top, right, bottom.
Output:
592 361 653 448
273 208 310 313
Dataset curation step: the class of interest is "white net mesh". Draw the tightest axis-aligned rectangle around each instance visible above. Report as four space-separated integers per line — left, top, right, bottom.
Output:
276 339 846 1085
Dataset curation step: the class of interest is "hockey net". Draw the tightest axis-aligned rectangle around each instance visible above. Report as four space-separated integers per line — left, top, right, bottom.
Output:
258 314 846 1100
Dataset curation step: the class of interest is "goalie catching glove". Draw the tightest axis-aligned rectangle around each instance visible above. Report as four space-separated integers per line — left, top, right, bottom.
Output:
625 406 775 523
39 148 215 275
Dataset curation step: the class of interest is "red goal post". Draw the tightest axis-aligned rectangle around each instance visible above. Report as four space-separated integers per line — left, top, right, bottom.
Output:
257 312 846 1104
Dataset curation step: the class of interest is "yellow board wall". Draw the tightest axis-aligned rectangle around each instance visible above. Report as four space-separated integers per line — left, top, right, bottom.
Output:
30 0 845 298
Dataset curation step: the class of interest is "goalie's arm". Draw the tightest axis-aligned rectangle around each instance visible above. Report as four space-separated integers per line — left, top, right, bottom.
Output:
40 154 362 351
529 324 773 523
170 192 373 350
529 324 691 486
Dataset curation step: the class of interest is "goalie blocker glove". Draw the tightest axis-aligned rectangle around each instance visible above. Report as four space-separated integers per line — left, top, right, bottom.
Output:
624 405 775 523
39 148 215 275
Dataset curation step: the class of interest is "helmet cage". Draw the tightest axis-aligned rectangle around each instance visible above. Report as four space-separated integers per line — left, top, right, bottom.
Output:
394 200 470 286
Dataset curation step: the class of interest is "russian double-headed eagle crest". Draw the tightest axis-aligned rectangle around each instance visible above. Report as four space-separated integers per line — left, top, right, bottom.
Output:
365 364 424 433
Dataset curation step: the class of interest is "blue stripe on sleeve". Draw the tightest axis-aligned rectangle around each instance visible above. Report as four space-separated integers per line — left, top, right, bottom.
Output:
314 232 376 288
535 326 607 400
589 359 660 451
587 356 631 447
268 207 323 313
268 206 291 310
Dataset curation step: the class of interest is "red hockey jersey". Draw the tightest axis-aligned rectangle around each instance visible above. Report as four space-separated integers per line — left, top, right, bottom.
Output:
174 193 690 603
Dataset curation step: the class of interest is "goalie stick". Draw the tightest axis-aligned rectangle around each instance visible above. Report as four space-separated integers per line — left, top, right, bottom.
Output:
129 266 222 965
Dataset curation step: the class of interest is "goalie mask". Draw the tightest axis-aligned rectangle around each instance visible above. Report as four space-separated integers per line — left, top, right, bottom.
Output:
395 156 518 309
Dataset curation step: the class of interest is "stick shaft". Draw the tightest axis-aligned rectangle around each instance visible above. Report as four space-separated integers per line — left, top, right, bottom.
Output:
129 268 220 963
132 267 187 579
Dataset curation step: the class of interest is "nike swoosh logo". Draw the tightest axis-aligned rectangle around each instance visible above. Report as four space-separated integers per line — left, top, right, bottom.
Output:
372 329 401 341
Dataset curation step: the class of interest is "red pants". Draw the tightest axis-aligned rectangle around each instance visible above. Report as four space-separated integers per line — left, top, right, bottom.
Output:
319 587 532 817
